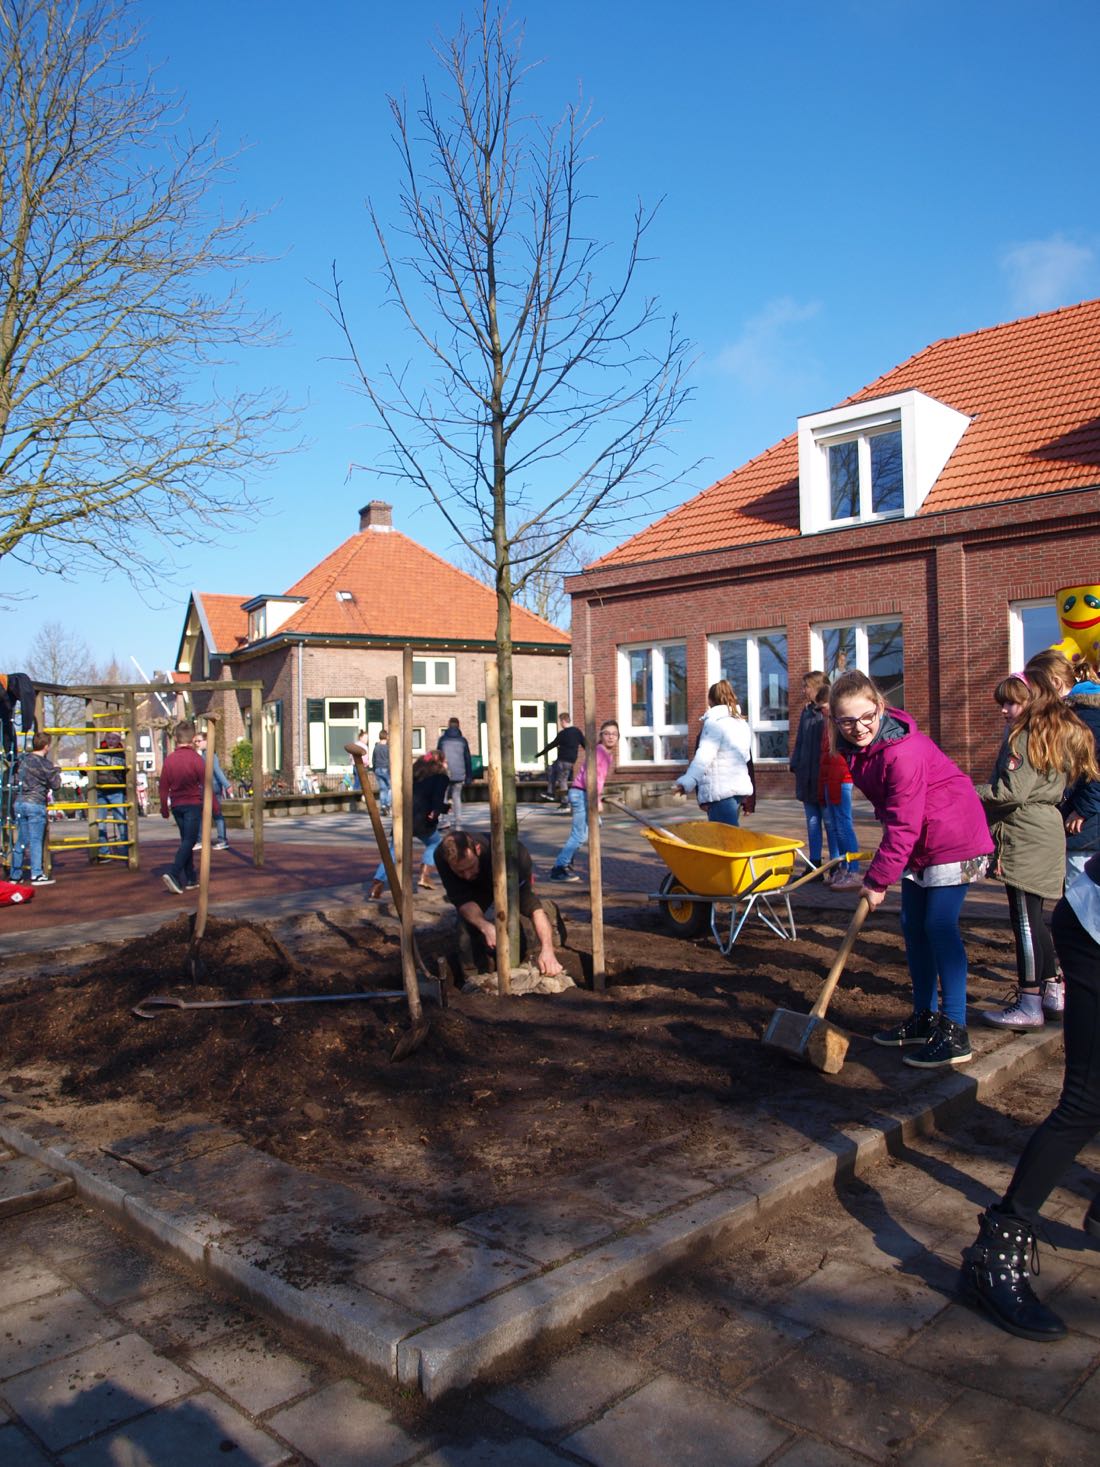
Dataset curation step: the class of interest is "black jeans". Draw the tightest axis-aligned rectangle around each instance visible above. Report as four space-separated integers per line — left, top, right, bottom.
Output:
1000 899 1100 1223
1005 884 1057 988
170 805 202 886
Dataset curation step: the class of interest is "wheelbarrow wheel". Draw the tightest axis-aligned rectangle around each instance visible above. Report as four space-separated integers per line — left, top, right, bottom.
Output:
658 873 712 938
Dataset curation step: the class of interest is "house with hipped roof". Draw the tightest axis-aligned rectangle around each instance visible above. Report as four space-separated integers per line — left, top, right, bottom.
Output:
565 298 1100 795
174 502 570 781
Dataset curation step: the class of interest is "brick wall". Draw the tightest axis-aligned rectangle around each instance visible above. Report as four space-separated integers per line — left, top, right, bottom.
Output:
569 490 1100 794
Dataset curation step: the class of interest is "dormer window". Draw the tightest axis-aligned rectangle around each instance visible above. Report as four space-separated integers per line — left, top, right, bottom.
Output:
241 594 307 642
798 389 970 535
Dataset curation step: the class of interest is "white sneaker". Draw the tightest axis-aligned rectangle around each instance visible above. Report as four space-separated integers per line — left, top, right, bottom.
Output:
162 873 183 895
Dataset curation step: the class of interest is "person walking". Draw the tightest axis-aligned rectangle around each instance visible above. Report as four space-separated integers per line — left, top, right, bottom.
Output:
961 852 1100 1342
674 680 753 826
549 721 620 882
193 730 231 850
830 670 993 1068
979 671 1097 1030
790 671 829 866
11 733 61 885
437 717 473 827
538 714 586 805
158 722 216 895
371 729 392 815
369 752 450 897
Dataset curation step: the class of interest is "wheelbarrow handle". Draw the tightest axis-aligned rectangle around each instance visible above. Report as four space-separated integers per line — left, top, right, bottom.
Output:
603 797 690 845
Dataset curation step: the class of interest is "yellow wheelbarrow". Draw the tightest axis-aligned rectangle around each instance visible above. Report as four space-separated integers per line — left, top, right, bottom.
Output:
606 801 860 955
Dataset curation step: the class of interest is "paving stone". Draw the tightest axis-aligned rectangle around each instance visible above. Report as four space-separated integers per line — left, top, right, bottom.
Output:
0 1250 69 1309
571 1160 714 1219
488 1343 648 1433
0 1288 120 1379
184 1326 320 1415
114 1280 246 1345
739 1334 951 1463
3 1332 196 1451
268 1378 421 1467
461 1191 630 1265
356 1226 536 1318
60 1390 293 1466
60 1241 177 1306
1061 1360 1100 1430
775 1257 949 1351
561 1373 789 1466
415 1440 569 1466
896 1382 1096 1464
0 1423 54 1466
0 1198 114 1261
771 1439 862 1467
102 1119 244 1174
1049 1263 1100 1339
900 1301 1100 1411
0 1153 74 1217
651 1304 809 1395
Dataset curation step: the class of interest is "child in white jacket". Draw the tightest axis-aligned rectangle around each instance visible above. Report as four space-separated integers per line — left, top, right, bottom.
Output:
674 681 753 826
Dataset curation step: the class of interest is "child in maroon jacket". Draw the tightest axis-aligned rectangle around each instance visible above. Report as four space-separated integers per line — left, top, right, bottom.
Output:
158 722 218 894
830 671 993 1069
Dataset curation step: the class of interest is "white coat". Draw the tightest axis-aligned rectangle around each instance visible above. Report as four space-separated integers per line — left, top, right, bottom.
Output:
677 704 753 804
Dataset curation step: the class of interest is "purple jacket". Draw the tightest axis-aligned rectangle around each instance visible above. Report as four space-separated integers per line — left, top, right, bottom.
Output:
842 709 993 890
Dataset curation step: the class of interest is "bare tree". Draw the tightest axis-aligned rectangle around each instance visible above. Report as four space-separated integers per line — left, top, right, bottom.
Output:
0 0 290 589
333 4 691 952
459 524 593 629
24 619 92 731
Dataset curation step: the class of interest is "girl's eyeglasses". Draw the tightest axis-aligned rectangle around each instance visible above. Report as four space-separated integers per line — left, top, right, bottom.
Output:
832 711 879 732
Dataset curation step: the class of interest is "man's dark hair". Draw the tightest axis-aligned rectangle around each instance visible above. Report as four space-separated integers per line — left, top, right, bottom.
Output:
439 829 477 864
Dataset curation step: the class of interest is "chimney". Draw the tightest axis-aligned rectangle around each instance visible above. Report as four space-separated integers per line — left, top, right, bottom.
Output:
359 501 393 532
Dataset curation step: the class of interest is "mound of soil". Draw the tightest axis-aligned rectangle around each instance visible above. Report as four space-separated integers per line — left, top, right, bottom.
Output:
0 902 1019 1221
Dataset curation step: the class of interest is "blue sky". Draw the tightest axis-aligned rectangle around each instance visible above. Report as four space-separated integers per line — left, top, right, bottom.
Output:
4 0 1100 675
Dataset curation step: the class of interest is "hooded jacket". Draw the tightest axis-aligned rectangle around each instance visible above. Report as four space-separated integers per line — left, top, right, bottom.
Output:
1062 686 1100 853
437 726 473 782
789 702 825 804
841 708 992 890
677 704 753 804
976 732 1066 900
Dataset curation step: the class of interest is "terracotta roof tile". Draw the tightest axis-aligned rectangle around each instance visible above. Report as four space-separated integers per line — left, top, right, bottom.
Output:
195 592 249 655
594 297 1100 568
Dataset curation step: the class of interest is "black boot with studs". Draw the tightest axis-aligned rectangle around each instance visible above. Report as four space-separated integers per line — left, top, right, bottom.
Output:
961 1209 1067 1342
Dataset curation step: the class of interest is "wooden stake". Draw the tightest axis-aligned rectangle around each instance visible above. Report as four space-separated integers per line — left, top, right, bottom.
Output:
194 715 216 945
250 684 264 868
399 652 422 1025
584 675 606 992
484 663 512 996
125 693 139 870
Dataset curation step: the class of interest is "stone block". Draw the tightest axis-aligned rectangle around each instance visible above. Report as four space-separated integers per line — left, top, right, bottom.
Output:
268 1378 421 1467
123 1182 236 1269
0 1251 69 1310
185 1326 321 1415
561 1373 789 1466
2 1332 195 1451
460 1190 630 1265
0 1155 74 1218
775 1257 948 1351
103 1119 244 1174
60 1390 294 1467
0 1289 119 1381
652 1304 810 1396
356 1226 536 1320
897 1383 1097 1464
488 1343 649 1433
60 1241 176 1307
772 1439 861 1467
116 1283 248 1351
1062 1360 1100 1430
415 1441 568 1466
0 1423 53 1466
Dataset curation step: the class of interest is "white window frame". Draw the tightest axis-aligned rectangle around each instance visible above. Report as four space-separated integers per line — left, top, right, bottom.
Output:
617 640 689 766
819 421 904 527
412 655 456 694
262 700 283 774
411 726 426 754
1009 599 1061 671
810 618 904 697
706 630 789 762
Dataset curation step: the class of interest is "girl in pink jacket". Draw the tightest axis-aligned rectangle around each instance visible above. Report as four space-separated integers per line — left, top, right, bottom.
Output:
830 671 993 1070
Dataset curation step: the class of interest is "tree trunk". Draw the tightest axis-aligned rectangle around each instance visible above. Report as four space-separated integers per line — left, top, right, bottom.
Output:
494 542 521 964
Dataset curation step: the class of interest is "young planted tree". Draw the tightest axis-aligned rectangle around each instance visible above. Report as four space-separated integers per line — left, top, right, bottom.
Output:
0 0 288 589
333 4 691 954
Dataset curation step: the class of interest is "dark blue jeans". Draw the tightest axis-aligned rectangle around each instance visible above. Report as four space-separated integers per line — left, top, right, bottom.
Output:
170 805 202 886
900 878 971 1027
706 796 741 826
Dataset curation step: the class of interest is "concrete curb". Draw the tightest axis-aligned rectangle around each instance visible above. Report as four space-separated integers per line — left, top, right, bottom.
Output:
0 1022 1062 1400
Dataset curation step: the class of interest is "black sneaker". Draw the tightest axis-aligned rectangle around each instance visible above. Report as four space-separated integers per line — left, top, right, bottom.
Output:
903 1016 973 1068
872 1009 939 1047
30 874 55 885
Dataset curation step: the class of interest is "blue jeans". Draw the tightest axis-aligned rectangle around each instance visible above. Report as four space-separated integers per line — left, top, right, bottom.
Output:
374 829 442 883
823 784 860 872
96 789 128 857
170 805 202 887
801 801 825 864
375 772 391 813
13 800 48 880
900 879 972 1027
705 796 741 826
556 788 589 869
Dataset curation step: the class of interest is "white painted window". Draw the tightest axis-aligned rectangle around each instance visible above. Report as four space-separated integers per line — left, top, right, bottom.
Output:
824 426 903 523
411 727 426 754
707 631 789 760
262 701 283 774
1009 600 1060 670
811 619 904 706
618 641 689 765
412 656 456 694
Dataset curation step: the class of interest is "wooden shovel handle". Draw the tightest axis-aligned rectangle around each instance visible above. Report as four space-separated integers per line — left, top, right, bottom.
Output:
810 896 871 1020
194 716 217 943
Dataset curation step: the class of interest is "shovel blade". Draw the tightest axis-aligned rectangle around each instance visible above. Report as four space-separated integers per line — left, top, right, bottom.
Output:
763 1007 849 1074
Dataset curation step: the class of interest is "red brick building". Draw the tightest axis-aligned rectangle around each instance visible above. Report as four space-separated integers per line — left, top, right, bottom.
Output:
565 299 1100 795
174 502 570 781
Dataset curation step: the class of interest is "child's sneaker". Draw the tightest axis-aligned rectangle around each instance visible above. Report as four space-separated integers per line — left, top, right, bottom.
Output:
1041 977 1065 1018
983 990 1044 1029
902 1016 972 1068
31 874 55 885
873 1009 939 1047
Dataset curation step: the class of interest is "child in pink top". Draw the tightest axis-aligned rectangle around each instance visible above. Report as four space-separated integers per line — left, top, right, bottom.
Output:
549 721 619 882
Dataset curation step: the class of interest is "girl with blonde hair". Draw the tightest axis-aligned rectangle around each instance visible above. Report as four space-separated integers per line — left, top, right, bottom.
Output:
674 681 753 827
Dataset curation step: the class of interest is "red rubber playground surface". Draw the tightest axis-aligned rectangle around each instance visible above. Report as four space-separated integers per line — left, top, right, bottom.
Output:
0 837 381 935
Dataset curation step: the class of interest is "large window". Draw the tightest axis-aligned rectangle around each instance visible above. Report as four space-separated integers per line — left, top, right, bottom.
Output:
619 641 689 764
826 426 903 523
708 631 789 760
812 619 904 706
412 656 456 694
1009 600 1060 670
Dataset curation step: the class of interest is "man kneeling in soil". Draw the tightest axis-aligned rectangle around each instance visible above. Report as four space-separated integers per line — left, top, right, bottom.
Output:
436 830 563 980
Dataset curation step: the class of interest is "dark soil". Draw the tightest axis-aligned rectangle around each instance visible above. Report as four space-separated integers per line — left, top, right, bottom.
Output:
0 898 1021 1220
